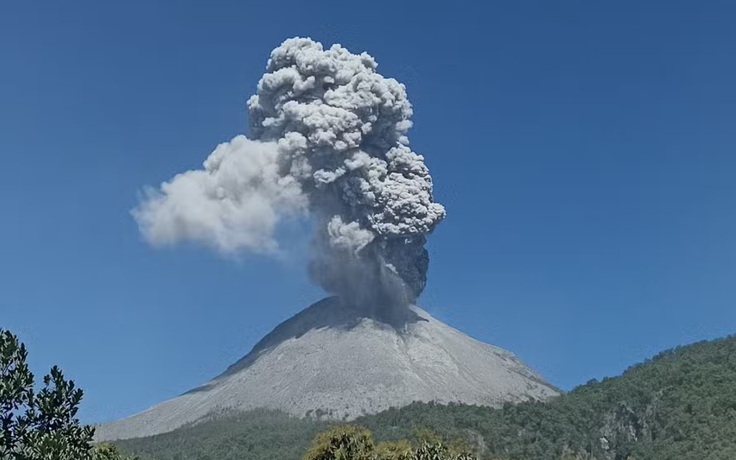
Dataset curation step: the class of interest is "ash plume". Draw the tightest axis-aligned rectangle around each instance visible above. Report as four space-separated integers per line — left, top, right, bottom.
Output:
133 38 445 310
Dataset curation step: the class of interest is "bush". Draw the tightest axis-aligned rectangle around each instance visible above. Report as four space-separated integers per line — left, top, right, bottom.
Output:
303 425 476 460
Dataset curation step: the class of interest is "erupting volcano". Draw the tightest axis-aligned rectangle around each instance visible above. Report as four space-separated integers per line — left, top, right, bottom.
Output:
96 38 559 441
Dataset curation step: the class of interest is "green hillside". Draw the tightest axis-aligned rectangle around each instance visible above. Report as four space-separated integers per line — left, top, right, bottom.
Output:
115 335 736 460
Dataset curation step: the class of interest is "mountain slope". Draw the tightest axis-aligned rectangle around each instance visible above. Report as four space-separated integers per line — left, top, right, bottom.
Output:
361 333 736 459
97 297 558 441
114 334 736 460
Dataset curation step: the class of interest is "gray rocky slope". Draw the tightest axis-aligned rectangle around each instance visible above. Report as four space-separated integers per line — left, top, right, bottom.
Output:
96 298 559 441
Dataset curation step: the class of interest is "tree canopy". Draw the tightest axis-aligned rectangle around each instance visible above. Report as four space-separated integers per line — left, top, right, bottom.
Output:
303 425 476 460
1 328 136 460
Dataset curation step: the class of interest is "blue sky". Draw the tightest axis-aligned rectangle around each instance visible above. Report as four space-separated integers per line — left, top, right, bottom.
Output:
1 1 735 424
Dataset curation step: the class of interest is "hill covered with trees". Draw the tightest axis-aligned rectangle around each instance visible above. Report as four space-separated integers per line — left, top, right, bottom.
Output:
115 334 736 460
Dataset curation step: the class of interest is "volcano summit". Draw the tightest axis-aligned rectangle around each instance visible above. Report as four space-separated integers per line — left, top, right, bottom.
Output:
96 298 558 441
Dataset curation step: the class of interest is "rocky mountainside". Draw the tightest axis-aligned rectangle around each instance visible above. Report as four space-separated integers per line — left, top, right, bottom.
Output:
97 297 558 441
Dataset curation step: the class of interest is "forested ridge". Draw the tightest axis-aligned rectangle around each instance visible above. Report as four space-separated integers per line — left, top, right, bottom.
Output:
115 334 736 460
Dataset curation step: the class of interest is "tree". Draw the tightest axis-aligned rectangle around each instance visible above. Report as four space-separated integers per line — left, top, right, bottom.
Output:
413 441 450 460
375 440 413 460
1 328 135 460
1 328 34 456
303 425 477 460
93 443 139 460
303 425 376 460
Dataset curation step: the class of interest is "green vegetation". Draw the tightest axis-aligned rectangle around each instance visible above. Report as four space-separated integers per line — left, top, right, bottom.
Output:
303 425 376 460
302 425 476 460
5 326 736 459
359 335 736 459
0 329 136 460
115 334 736 460
115 409 327 460
94 444 140 460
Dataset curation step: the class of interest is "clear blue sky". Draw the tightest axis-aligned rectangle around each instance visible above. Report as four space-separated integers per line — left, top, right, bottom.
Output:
1 1 735 424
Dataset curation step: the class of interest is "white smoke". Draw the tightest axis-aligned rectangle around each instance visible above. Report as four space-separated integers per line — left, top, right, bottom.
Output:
133 37 445 310
132 136 306 254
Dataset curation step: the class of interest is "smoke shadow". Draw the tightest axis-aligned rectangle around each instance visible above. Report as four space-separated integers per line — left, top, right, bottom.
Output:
184 296 425 394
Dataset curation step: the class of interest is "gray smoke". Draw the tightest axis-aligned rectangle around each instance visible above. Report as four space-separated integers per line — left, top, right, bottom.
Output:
133 37 445 310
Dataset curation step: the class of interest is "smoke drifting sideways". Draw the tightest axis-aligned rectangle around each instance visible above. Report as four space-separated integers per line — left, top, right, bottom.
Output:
133 38 445 314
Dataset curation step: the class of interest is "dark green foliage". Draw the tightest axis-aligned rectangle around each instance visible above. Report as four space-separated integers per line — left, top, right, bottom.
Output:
116 334 736 460
114 409 330 460
1 329 136 460
359 335 736 460
1 329 96 459
93 443 140 460
1 329 35 456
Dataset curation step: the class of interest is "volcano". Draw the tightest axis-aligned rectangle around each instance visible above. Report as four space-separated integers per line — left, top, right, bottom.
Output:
96 298 559 441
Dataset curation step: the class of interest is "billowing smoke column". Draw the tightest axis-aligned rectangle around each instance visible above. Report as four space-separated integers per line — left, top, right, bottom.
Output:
133 38 445 311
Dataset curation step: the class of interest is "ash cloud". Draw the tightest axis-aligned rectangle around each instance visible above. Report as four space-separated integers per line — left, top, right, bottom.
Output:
133 37 445 309
132 136 307 254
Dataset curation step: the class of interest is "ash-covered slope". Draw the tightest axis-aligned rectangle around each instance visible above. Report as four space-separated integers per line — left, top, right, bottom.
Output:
96 298 559 441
